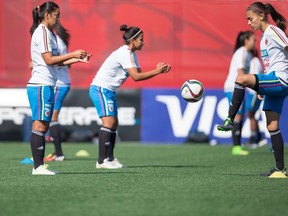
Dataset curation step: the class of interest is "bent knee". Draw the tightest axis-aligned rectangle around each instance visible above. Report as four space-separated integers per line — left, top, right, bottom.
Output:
235 75 247 85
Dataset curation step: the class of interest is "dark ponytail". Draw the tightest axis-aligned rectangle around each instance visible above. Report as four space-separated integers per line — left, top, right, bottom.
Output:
120 24 142 44
29 7 40 36
29 1 59 37
247 2 287 32
54 23 70 48
265 3 287 32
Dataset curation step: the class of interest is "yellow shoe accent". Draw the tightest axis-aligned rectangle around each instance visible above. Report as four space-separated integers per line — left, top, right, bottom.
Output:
232 146 249 156
268 171 288 178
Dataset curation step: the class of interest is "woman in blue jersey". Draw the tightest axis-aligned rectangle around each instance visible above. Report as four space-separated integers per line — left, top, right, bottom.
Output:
44 23 72 162
218 2 288 178
89 24 171 169
28 1 90 175
223 31 255 156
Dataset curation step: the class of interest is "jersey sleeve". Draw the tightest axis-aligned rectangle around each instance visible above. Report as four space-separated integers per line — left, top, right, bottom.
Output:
39 25 52 54
235 49 246 70
269 26 288 50
119 50 139 69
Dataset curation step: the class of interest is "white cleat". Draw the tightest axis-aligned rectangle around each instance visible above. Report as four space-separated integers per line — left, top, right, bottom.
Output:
54 155 65 161
96 159 122 169
32 164 56 175
105 158 124 168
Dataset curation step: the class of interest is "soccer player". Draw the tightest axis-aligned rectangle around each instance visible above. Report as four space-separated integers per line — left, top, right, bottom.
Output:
223 31 255 156
217 2 288 178
244 49 267 148
44 23 72 162
28 1 90 175
89 24 171 169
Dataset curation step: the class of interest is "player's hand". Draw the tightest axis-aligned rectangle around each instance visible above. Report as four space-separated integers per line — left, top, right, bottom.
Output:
258 94 264 100
73 50 88 59
156 62 171 73
85 53 92 61
165 64 171 72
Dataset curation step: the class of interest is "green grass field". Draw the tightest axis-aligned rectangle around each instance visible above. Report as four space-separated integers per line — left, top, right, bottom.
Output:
0 142 287 216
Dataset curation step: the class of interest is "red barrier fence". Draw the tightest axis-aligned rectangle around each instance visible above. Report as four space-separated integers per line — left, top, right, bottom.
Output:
0 0 286 88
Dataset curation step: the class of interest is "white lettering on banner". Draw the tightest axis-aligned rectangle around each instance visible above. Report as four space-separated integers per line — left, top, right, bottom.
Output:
214 97 269 138
58 107 101 125
0 107 31 125
155 95 268 139
155 95 203 137
213 97 231 138
198 96 217 135
0 107 136 126
118 107 136 125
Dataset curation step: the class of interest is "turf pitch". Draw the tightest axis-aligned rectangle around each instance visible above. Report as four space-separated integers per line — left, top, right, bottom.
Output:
0 142 287 216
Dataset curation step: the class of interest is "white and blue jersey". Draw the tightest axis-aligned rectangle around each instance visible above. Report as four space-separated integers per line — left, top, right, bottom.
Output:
28 23 59 87
56 35 70 87
224 46 252 92
90 45 140 117
54 35 70 111
27 24 59 121
257 25 288 114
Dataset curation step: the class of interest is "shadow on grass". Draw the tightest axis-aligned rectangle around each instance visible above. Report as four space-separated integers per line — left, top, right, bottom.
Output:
127 165 213 168
63 158 96 161
220 173 258 177
59 171 137 175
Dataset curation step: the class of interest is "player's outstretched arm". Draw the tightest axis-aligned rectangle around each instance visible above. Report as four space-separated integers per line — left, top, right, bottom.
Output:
127 62 171 81
59 53 92 66
41 50 89 66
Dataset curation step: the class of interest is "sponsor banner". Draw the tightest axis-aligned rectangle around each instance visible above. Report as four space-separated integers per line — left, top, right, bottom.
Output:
141 88 284 144
0 88 140 142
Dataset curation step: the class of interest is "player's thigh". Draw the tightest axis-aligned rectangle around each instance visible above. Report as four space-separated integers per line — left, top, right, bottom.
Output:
54 86 70 111
27 85 54 122
89 85 118 118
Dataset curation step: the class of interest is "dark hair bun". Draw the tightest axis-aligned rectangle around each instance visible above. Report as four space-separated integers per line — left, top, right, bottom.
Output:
120 25 128 32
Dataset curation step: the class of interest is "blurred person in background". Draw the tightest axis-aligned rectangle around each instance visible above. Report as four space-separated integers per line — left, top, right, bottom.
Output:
222 30 256 156
44 22 72 162
243 48 268 149
218 2 288 178
89 24 171 169
28 1 90 175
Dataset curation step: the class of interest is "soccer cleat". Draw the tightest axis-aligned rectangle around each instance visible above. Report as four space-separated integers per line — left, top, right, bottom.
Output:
260 167 287 178
258 138 268 148
96 160 120 169
242 137 268 149
232 146 249 156
242 139 258 149
217 117 234 131
32 164 56 175
105 158 124 168
54 155 65 161
44 153 65 162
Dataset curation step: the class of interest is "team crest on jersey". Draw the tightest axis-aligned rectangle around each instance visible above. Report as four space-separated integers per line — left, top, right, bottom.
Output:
108 104 114 112
265 38 268 46
44 104 52 117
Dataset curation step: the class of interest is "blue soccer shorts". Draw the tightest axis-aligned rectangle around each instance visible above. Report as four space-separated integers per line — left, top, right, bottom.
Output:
26 85 54 121
54 85 70 111
89 85 118 118
257 71 288 114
